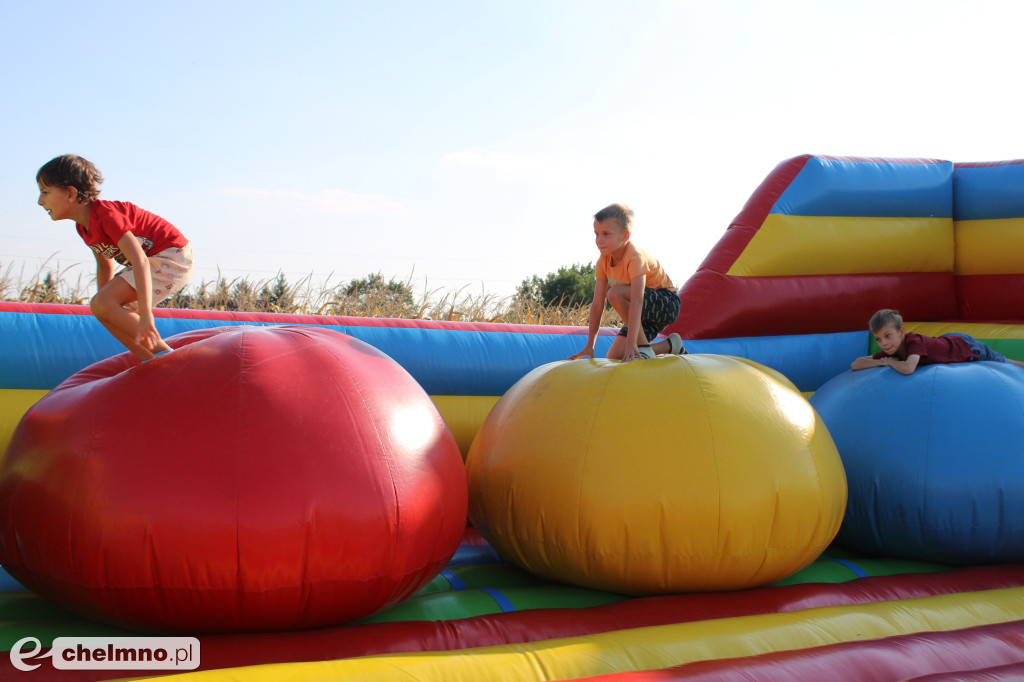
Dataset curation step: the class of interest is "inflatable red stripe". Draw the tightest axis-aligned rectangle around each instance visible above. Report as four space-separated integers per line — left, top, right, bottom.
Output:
668 271 957 338
696 155 812 273
957 274 1024 321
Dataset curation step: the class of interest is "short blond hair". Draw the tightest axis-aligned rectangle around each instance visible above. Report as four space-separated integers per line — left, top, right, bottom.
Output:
869 309 904 333
594 203 634 233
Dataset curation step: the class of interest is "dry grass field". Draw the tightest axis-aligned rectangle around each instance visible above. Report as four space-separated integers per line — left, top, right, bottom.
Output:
1 259 622 327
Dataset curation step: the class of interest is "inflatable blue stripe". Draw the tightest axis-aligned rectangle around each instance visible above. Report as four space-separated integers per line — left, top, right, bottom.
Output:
439 568 467 591
0 312 613 395
0 566 26 591
771 157 954 218
449 544 506 566
686 331 864 392
826 558 870 578
0 311 863 394
478 587 517 613
953 163 1024 221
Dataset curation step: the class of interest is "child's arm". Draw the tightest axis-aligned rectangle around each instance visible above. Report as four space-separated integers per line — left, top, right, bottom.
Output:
851 356 884 371
568 279 608 359
115 233 161 351
851 354 921 374
94 251 115 291
619 273 647 362
879 354 921 375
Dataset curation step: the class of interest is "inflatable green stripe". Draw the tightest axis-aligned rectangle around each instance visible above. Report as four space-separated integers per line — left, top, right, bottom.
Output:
773 557 947 585
984 338 1024 360
419 564 552 594
358 585 627 624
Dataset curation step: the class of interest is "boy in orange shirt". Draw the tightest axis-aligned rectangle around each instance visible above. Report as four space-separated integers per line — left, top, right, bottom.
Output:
570 204 686 362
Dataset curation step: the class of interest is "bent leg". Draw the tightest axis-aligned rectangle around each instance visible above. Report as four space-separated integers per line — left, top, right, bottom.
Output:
606 336 626 360
91 278 170 361
606 286 651 346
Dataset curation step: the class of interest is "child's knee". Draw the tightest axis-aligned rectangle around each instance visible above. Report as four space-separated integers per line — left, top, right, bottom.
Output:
607 286 630 306
90 293 107 319
90 291 119 320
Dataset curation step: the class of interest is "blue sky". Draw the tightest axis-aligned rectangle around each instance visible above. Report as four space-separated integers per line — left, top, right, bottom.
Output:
3 0 1022 300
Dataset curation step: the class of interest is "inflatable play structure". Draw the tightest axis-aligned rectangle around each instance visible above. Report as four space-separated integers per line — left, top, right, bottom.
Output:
1 154 1023 680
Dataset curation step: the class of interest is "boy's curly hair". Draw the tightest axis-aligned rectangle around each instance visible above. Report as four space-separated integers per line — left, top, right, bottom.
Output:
869 309 904 333
36 155 103 203
594 203 634 233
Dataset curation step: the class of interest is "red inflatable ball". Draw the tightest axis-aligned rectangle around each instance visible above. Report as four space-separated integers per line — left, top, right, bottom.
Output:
0 325 467 633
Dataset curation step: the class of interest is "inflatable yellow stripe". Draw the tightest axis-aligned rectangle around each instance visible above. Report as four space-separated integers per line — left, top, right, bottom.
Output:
0 389 48 455
135 586 1024 682
727 215 953 276
429 395 499 460
0 390 495 462
907 322 1024 340
955 218 1024 275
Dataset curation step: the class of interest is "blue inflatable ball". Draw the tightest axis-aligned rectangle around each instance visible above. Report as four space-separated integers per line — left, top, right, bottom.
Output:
810 362 1024 565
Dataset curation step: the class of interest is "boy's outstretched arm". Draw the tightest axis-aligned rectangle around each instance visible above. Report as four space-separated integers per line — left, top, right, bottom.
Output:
569 279 608 359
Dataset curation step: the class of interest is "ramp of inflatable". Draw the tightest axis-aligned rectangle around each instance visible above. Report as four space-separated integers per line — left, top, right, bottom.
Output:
667 155 1024 338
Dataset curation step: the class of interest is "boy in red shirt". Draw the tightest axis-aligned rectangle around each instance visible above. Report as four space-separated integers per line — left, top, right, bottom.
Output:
569 203 686 362
36 154 194 362
851 309 1024 375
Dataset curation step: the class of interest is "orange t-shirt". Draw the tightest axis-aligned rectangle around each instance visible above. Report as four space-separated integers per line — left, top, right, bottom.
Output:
596 242 675 291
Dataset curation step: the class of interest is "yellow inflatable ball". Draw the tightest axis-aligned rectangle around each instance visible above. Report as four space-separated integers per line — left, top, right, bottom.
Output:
466 355 846 595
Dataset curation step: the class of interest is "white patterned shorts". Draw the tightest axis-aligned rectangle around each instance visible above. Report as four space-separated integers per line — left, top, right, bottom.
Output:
118 245 194 309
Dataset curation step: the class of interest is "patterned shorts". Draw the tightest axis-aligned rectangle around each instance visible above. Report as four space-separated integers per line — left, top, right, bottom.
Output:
118 245 195 309
618 287 681 342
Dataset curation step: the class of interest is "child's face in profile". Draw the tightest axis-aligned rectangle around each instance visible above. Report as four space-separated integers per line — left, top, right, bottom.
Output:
873 324 905 356
37 182 77 222
594 218 629 258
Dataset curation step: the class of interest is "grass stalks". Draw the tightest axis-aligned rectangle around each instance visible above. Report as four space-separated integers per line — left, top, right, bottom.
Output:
1 262 622 327
1 255 92 305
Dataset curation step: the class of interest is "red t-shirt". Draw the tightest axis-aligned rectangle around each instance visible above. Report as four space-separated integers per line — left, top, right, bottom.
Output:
873 332 975 365
76 200 188 266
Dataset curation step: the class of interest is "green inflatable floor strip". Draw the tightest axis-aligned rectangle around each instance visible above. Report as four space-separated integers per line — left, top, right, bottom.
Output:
419 563 552 594
357 585 626 624
772 557 946 586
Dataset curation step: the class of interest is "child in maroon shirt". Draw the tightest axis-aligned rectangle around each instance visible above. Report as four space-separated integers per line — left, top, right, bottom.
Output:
851 309 1024 375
